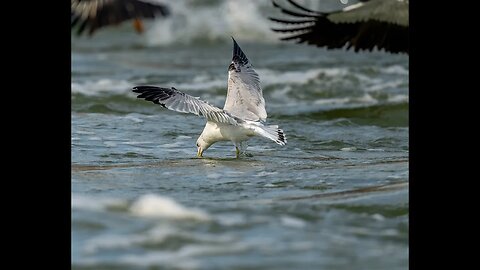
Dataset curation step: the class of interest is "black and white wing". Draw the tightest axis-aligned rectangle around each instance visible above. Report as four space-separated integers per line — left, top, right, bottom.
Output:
71 0 170 36
223 37 267 122
270 0 409 54
133 86 239 125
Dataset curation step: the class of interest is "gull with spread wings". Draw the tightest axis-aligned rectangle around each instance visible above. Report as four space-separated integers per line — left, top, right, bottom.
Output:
133 38 286 158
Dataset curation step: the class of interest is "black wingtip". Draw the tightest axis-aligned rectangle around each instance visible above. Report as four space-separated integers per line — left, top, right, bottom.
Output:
231 37 249 65
132 85 175 107
231 36 239 52
231 36 239 47
132 86 143 93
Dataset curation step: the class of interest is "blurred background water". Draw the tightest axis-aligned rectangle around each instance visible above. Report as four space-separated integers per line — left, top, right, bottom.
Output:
72 0 408 269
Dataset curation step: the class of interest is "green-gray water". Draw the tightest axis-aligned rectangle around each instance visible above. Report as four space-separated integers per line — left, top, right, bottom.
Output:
72 3 408 268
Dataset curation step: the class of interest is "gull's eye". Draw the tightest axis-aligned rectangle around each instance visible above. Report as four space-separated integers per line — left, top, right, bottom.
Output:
228 63 235 71
196 142 199 147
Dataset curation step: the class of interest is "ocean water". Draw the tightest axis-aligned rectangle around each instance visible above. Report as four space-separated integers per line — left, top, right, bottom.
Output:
72 1 408 269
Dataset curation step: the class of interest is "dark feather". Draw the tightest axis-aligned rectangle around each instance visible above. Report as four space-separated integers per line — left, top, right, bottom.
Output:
71 0 170 36
231 37 250 67
132 86 175 106
269 0 409 54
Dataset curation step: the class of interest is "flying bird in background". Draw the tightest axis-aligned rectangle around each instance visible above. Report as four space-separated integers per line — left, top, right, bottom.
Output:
132 38 286 158
269 0 409 54
71 0 170 36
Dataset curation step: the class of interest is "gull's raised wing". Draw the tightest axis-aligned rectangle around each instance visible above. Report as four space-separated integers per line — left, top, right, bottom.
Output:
133 86 239 125
223 38 267 122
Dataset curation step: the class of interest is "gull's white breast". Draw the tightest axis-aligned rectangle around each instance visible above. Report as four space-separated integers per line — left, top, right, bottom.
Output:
201 121 254 144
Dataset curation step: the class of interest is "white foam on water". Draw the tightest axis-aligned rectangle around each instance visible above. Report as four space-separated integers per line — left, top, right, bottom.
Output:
280 215 307 228
216 213 247 226
117 242 249 267
159 141 185 148
172 77 226 91
387 170 409 180
178 242 249 257
258 68 348 86
83 234 150 254
380 229 399 236
176 135 193 140
256 171 278 177
246 145 275 151
121 141 154 145
129 194 210 221
353 93 378 103
71 79 133 96
72 194 127 212
290 241 315 251
103 141 117 147
206 173 222 179
387 94 409 103
268 85 292 100
83 225 180 254
145 0 279 46
367 148 385 152
75 130 95 135
371 213 386 221
311 93 377 107
365 79 406 92
123 115 144 123
310 93 406 107
382 65 409 75
81 225 243 267
354 73 384 87
313 97 351 105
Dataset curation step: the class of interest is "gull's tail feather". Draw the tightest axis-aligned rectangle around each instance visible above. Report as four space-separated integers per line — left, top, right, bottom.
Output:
247 122 286 146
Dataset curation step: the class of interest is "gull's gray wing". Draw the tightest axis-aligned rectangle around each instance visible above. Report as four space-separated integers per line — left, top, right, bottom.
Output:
133 86 238 125
223 38 267 122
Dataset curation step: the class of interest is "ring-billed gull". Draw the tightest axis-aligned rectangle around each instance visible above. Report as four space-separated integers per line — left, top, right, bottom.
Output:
133 37 286 158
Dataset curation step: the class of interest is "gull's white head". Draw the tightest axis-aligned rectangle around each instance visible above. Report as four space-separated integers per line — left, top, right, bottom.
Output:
196 135 213 157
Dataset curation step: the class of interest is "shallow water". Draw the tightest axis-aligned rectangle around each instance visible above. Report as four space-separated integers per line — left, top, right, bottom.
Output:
71 2 408 268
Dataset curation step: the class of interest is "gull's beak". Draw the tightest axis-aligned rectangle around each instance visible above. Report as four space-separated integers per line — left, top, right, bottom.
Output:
197 147 204 157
